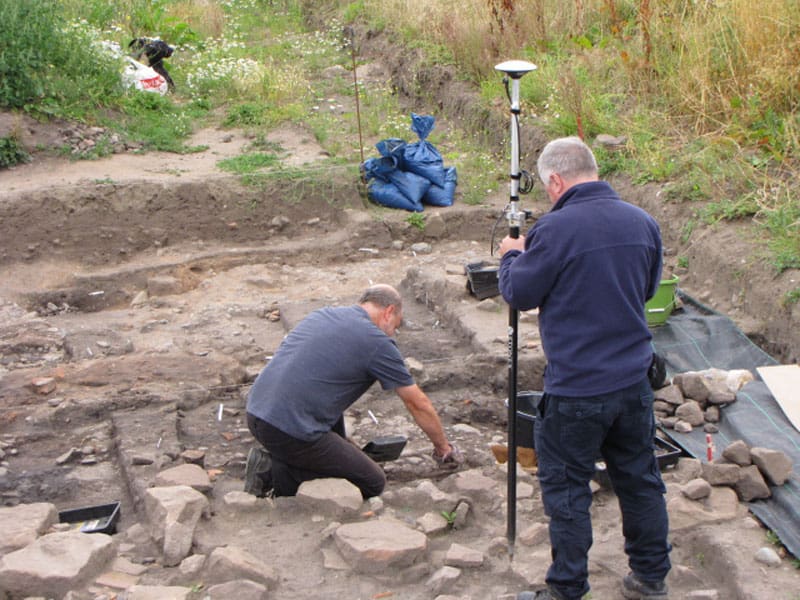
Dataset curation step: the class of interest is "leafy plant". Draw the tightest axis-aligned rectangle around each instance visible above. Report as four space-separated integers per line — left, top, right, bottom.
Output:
406 213 425 230
440 509 457 526
0 136 31 168
677 256 689 269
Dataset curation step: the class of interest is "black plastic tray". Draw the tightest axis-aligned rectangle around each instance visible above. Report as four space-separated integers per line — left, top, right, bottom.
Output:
363 435 407 462
594 437 683 487
465 262 500 300
58 501 121 534
654 435 683 469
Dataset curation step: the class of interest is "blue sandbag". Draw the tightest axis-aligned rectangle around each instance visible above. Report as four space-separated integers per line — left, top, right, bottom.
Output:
363 153 431 207
423 166 457 207
386 169 431 205
403 113 445 187
368 179 423 212
375 138 407 166
362 156 398 182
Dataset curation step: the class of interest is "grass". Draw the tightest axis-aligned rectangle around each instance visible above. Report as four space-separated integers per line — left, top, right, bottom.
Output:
349 0 800 270
1 0 798 267
783 288 800 308
217 152 280 174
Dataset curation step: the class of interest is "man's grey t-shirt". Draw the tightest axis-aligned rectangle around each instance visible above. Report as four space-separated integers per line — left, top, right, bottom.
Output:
246 305 414 441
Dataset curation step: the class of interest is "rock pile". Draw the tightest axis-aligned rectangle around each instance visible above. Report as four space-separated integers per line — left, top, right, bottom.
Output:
653 367 794 503
679 440 794 502
653 368 754 433
58 125 140 158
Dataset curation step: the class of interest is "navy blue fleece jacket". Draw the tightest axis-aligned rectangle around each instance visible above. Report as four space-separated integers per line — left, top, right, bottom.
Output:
499 181 662 396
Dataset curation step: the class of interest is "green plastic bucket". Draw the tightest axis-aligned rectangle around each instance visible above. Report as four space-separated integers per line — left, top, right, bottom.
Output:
645 276 679 327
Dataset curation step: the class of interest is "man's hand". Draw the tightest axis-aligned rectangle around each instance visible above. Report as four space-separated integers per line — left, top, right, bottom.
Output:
432 443 463 465
498 235 525 258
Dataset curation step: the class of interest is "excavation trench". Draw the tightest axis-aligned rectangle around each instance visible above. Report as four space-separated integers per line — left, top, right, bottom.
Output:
0 175 530 524
2 163 800 598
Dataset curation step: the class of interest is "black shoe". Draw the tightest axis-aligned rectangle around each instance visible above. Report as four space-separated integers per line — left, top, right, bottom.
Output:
622 572 668 599
244 446 272 497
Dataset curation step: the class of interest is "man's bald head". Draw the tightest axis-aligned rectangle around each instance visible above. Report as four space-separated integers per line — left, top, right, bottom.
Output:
358 284 402 310
359 285 403 337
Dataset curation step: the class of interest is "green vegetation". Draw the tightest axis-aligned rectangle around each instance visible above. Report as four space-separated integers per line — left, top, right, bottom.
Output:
0 135 30 168
0 0 121 117
0 0 797 270
440 509 457 526
405 212 425 230
783 288 800 308
696 552 705 567
349 0 800 271
218 152 280 174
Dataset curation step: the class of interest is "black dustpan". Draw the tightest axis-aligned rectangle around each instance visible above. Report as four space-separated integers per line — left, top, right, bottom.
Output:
362 435 407 462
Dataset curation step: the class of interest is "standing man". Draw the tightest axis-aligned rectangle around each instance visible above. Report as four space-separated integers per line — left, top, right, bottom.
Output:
245 284 461 499
498 137 671 600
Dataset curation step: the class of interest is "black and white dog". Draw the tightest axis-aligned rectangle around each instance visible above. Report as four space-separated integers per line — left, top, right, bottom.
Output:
129 38 175 91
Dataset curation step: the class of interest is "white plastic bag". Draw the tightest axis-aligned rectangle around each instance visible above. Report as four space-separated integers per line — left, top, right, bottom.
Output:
122 57 168 95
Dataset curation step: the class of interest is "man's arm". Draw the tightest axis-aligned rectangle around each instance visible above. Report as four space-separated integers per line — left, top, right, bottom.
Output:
395 384 452 457
498 222 560 312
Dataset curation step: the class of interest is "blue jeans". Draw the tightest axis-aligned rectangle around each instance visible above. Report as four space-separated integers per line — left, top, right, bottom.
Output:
534 377 671 600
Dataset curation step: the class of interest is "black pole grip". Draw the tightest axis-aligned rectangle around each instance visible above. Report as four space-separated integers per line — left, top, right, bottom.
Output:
506 220 520 556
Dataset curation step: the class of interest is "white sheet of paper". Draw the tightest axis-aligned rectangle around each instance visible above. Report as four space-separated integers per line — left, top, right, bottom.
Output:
756 364 800 433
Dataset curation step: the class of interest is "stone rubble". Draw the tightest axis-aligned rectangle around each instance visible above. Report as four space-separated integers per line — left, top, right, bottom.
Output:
2 447 793 599
652 368 793 503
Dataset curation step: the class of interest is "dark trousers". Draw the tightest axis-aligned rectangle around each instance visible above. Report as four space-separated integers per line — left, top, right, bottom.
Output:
247 413 385 498
534 377 672 600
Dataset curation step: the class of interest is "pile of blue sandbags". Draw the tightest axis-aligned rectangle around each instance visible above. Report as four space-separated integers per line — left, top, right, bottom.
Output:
362 113 457 212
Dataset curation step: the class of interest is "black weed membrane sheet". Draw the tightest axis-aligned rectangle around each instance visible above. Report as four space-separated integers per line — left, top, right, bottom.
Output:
651 293 800 558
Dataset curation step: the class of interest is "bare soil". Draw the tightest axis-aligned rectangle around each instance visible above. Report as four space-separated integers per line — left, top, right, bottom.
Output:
1 28 799 600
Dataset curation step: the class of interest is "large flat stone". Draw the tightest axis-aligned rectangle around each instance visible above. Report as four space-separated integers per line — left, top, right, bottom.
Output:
0 502 58 556
334 518 427 574
0 531 115 597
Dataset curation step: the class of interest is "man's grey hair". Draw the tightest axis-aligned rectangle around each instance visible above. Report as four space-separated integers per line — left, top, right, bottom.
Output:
537 136 598 185
358 284 402 309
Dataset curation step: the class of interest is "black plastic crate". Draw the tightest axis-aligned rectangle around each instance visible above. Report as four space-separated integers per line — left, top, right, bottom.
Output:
58 501 121 534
